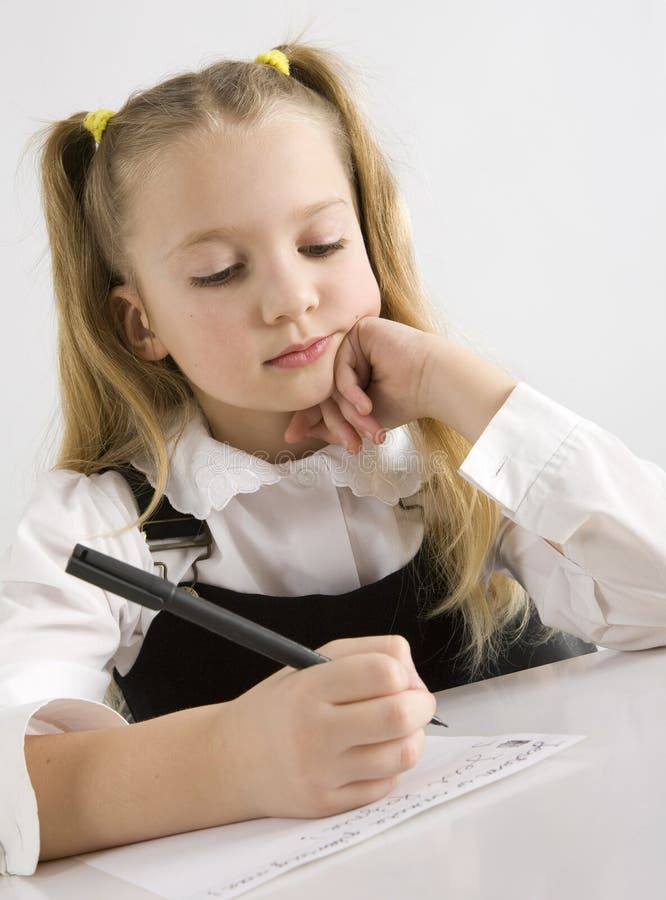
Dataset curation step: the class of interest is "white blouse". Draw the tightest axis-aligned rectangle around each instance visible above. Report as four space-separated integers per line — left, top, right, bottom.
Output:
1 381 665 876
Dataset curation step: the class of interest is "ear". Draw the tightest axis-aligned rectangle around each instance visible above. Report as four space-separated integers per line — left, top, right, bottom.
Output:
109 286 169 361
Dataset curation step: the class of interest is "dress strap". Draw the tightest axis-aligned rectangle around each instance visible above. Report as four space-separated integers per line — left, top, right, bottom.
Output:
105 465 212 570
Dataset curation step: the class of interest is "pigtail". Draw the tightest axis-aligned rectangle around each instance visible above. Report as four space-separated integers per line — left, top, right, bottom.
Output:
38 114 119 465
36 112 190 524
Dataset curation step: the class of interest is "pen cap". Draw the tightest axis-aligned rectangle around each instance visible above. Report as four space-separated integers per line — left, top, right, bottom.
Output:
66 543 172 611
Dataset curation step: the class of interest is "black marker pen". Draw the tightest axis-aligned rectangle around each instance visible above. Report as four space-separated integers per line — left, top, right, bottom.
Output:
66 543 447 727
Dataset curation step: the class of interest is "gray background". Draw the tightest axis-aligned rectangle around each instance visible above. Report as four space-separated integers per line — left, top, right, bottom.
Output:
2 0 664 551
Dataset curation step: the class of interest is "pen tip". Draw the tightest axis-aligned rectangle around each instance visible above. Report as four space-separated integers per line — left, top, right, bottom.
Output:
430 715 448 727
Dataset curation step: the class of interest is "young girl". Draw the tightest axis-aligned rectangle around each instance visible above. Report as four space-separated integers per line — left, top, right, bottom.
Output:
1 43 665 877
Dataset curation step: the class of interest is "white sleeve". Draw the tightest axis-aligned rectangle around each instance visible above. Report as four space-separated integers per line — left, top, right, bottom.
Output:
0 468 156 876
0 698 127 876
457 381 666 649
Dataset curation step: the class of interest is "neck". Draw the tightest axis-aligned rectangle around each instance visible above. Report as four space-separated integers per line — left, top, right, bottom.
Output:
194 398 328 463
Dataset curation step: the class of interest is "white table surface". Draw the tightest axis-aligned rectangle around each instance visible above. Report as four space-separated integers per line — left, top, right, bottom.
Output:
2 645 665 900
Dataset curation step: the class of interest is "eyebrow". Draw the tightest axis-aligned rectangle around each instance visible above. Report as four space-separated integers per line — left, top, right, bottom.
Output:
168 198 349 259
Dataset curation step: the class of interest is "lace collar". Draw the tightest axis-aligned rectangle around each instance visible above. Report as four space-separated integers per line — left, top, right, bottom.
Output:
132 404 425 518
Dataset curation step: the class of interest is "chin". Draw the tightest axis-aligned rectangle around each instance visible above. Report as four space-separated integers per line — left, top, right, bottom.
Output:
295 386 335 412
286 371 336 409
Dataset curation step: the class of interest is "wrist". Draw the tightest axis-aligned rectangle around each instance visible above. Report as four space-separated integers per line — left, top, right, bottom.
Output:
422 336 518 445
199 698 263 823
208 696 268 821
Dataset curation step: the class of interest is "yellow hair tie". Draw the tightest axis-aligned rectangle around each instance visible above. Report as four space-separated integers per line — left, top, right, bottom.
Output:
83 108 116 145
254 49 290 77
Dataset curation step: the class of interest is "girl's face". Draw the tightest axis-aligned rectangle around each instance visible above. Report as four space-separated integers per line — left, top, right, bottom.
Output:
117 114 381 452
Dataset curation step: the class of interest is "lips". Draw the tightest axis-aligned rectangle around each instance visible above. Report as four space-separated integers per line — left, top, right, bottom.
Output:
268 336 328 362
265 335 334 369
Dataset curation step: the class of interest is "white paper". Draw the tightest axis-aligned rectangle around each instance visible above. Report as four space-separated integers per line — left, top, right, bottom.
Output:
80 733 584 899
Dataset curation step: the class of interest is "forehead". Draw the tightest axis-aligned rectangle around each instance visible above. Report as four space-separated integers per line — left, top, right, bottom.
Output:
127 115 354 258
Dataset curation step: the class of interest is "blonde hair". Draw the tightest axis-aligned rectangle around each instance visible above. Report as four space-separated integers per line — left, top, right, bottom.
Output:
35 41 534 676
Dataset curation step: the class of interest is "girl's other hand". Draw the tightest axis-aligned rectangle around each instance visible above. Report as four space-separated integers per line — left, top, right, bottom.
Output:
223 634 436 820
284 317 437 453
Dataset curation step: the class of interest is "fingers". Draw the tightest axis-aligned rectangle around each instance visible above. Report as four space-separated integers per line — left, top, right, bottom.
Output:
283 322 384 449
262 635 427 699
340 727 427 783
283 406 324 443
304 652 411 706
310 775 402 819
285 398 382 454
335 688 436 745
317 398 365 452
236 634 435 821
334 353 373 416
330 389 384 445
318 634 422 677
312 634 429 700
305 731 424 817
333 322 373 413
324 683 434 800
300 692 432 816
283 400 348 447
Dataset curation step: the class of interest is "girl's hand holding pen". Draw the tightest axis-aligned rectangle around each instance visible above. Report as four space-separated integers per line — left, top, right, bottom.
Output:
224 634 437 819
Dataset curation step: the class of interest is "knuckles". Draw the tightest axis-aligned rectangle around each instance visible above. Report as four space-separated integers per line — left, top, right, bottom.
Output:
382 688 434 739
398 732 424 772
385 633 412 661
384 691 415 735
366 653 408 695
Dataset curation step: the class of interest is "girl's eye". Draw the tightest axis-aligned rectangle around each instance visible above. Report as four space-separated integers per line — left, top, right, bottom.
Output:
302 239 347 257
189 240 347 288
189 264 242 288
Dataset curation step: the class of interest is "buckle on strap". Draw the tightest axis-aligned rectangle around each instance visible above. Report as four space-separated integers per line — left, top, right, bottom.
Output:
141 520 213 587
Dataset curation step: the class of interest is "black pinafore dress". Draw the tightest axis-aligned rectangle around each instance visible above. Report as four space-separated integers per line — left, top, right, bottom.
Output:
112 467 596 723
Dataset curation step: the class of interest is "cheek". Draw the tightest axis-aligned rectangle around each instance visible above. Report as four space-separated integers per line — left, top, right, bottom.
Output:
337 257 381 318
366 279 382 316
154 302 246 367
362 273 382 319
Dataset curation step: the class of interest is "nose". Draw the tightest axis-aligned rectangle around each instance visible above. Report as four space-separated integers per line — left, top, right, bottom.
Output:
259 256 319 324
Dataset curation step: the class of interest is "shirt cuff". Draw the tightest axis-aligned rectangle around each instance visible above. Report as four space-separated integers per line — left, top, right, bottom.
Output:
457 381 582 515
0 698 127 876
